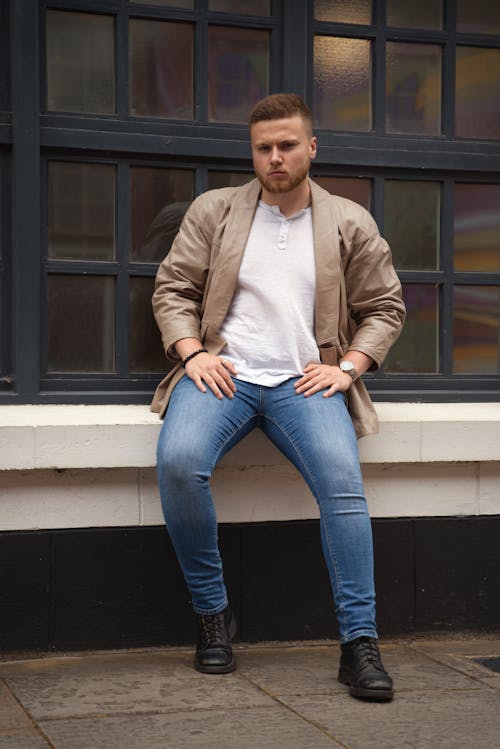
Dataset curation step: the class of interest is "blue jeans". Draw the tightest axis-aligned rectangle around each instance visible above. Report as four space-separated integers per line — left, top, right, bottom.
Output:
157 375 378 643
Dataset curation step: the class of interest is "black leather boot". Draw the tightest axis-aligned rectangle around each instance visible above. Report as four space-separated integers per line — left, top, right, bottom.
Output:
195 607 236 674
338 636 394 701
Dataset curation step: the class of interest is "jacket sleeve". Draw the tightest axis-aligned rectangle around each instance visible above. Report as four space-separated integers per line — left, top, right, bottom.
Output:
339 203 406 369
152 194 217 362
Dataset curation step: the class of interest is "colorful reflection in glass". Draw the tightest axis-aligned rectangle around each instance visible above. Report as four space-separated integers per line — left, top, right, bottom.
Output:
453 286 500 373
457 0 500 34
130 167 193 264
384 180 440 270
48 162 116 261
129 20 193 119
46 11 115 114
131 1 194 6
387 0 442 29
384 284 439 373
208 26 269 123
454 184 500 272
386 42 441 135
314 36 371 131
129 277 165 373
314 0 371 24
456 47 500 140
313 176 371 210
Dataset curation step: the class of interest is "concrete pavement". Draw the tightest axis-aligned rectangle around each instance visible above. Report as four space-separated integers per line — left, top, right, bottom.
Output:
1 635 499 748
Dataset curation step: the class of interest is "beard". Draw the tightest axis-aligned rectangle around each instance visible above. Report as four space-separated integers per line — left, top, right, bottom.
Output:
257 161 310 194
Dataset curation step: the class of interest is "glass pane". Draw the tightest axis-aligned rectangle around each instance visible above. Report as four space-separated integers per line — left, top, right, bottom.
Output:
386 42 441 135
314 0 371 24
130 167 193 263
47 275 115 373
384 284 439 373
48 162 115 261
0 2 9 110
207 171 254 189
130 0 193 7
208 26 269 123
129 20 193 119
454 184 500 272
456 47 500 140
453 286 500 373
384 181 440 270
314 36 371 131
313 176 371 210
209 0 270 14
46 11 114 114
387 0 442 29
457 0 500 34
129 277 166 373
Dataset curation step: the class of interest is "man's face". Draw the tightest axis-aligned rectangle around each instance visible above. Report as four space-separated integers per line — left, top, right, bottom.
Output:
250 115 317 195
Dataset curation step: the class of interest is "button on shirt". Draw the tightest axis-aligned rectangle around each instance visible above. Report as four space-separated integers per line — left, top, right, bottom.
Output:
219 200 320 386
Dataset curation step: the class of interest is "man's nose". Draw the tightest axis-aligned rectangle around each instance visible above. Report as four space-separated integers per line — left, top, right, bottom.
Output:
270 147 282 163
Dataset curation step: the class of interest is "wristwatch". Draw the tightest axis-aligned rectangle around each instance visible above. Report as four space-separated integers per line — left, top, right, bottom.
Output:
339 360 358 381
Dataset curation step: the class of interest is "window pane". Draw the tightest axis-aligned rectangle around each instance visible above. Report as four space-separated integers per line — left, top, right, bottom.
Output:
207 171 254 189
387 0 442 30
129 20 193 119
457 0 500 34
453 286 500 373
455 47 500 140
313 176 371 210
314 36 371 131
130 0 193 7
0 2 9 110
48 162 115 261
47 275 115 373
386 42 441 135
384 285 439 373
208 26 269 123
454 184 500 272
209 0 270 14
129 277 166 373
46 11 114 114
384 181 440 270
130 167 193 263
314 0 371 24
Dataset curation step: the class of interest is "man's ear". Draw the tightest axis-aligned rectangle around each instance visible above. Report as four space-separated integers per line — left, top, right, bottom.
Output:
310 136 317 159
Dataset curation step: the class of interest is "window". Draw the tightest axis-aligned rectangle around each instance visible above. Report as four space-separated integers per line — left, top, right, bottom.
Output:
1 0 499 405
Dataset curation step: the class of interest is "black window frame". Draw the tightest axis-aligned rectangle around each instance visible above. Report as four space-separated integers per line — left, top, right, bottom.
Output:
1 0 499 406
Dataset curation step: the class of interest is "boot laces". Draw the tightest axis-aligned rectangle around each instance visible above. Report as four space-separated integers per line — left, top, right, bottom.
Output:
355 638 385 672
198 612 225 645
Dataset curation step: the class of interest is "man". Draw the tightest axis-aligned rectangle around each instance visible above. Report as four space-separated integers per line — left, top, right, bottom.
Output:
152 93 405 701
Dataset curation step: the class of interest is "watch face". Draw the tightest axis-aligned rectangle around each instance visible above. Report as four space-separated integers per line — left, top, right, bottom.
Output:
340 361 357 378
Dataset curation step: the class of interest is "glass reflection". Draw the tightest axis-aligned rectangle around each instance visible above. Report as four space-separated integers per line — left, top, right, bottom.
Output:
207 172 254 189
129 277 166 373
209 0 270 15
131 0 194 7
386 42 441 135
208 26 269 122
129 20 193 119
453 286 500 373
387 0 442 29
454 184 500 272
313 176 371 210
314 0 371 24
384 180 440 270
456 47 500 140
457 0 500 34
131 167 193 263
47 275 115 373
384 284 439 373
46 11 114 114
314 36 371 131
48 162 115 261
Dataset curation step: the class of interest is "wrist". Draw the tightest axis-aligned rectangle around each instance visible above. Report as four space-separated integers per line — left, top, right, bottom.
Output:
182 348 208 367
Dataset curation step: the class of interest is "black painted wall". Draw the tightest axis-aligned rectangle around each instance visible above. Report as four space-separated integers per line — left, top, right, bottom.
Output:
1 517 499 652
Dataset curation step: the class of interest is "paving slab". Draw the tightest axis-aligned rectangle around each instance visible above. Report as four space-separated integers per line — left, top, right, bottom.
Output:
411 638 500 690
40 707 342 749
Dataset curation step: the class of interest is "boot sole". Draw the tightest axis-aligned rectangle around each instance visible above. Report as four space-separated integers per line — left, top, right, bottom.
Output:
338 668 394 702
195 658 236 675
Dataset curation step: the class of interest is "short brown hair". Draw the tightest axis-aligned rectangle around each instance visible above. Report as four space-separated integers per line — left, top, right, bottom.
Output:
248 93 313 133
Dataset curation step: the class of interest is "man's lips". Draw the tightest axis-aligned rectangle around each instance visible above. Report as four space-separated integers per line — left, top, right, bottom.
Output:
268 170 287 176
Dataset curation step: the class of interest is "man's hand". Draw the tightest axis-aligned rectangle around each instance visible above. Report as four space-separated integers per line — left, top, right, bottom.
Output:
294 363 352 398
185 352 238 399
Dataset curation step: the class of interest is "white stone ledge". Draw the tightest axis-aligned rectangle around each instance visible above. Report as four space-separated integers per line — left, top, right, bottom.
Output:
0 402 499 471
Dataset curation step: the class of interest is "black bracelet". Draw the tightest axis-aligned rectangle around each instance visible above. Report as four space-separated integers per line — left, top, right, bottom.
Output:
182 348 208 367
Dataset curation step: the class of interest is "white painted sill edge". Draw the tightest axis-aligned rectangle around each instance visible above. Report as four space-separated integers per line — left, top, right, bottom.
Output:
0 403 499 471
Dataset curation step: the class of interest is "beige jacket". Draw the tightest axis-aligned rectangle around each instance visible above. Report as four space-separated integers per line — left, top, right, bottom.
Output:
151 178 405 438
